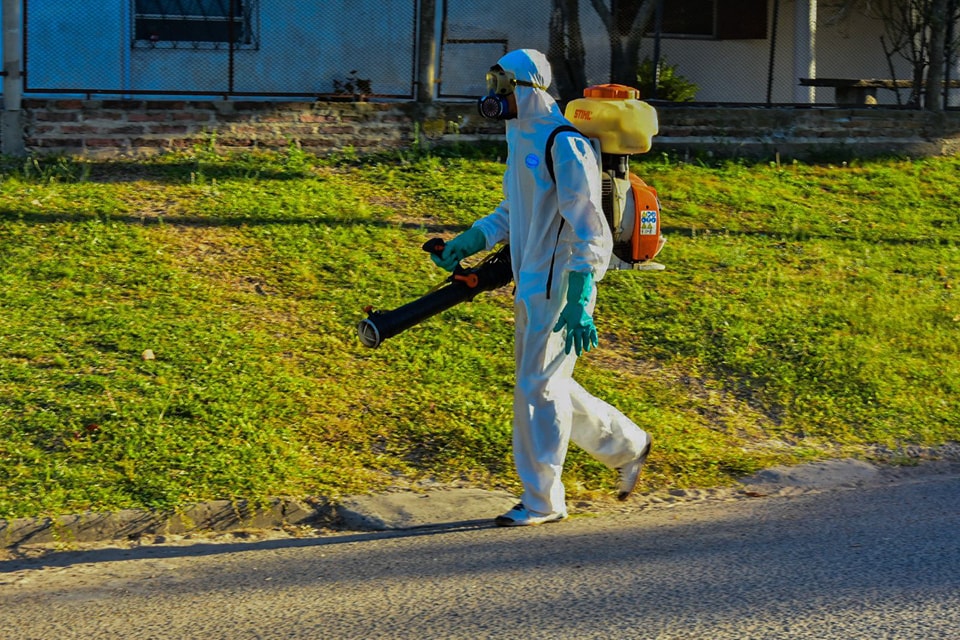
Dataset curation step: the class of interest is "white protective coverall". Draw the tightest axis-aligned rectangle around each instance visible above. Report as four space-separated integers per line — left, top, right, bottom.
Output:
471 49 651 517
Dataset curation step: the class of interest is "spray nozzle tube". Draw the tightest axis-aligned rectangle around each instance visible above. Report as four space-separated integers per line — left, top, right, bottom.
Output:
357 241 513 348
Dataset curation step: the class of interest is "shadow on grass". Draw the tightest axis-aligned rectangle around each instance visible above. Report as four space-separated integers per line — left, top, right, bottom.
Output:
2 205 952 247
3 158 312 185
1 144 509 186
0 205 467 235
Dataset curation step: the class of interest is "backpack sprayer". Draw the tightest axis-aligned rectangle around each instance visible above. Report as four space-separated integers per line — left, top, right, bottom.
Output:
357 84 663 349
565 83 665 271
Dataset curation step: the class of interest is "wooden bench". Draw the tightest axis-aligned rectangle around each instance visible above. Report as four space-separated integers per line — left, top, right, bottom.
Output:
799 77 960 106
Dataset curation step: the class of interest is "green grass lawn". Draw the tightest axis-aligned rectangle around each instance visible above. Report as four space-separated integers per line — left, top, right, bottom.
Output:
0 147 957 519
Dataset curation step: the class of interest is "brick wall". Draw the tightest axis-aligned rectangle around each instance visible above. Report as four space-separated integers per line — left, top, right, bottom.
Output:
653 106 960 159
16 98 960 160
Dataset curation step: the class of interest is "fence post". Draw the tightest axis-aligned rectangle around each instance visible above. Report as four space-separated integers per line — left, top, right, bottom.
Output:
416 0 437 103
2 0 25 156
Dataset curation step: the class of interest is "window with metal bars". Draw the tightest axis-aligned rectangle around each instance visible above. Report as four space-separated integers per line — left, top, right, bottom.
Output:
133 0 257 49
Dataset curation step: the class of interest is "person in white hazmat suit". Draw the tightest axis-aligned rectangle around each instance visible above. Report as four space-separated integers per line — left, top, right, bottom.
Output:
432 49 652 526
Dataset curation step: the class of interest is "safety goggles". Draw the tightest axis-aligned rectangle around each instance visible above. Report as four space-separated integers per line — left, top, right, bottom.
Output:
485 67 547 95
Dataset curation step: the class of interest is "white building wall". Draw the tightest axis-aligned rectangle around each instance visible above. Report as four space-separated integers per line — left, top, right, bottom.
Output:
439 1 610 98
813 2 915 105
1 0 943 105
21 1 418 97
639 0 912 104
25 0 125 91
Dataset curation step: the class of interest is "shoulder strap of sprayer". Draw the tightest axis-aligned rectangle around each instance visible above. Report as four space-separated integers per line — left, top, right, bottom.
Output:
546 125 582 183
545 125 586 299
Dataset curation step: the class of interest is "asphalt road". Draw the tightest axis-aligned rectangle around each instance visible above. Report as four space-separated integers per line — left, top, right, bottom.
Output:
1 467 958 640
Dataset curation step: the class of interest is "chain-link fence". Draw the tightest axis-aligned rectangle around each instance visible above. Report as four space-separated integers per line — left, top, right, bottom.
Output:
11 1 960 109
20 0 419 98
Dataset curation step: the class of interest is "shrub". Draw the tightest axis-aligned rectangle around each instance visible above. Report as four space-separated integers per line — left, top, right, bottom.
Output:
637 56 698 102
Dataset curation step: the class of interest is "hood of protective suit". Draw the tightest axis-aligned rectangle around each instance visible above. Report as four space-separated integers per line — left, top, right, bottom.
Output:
495 49 562 123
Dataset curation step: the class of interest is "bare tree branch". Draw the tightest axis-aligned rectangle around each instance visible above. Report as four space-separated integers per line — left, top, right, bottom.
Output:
587 0 656 85
588 0 612 32
860 0 959 108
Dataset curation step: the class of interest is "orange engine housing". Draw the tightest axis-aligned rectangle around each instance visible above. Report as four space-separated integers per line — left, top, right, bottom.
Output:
625 174 663 263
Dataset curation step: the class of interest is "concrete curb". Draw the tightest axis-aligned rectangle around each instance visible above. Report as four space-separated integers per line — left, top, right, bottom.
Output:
0 497 336 548
335 488 517 531
0 489 519 549
4 455 958 549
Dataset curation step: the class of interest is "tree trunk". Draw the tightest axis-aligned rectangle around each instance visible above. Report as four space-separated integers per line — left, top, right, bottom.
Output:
548 0 588 103
926 0 948 111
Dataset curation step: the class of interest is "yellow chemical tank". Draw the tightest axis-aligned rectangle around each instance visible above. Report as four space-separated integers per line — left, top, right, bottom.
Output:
564 84 659 155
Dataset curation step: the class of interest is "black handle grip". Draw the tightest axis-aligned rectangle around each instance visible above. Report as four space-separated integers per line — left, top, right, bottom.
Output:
422 238 446 257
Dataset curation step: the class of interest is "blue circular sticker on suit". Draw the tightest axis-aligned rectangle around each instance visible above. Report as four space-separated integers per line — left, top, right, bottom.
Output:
525 153 540 169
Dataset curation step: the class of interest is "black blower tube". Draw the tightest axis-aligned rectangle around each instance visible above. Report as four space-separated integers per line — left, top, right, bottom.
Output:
357 241 513 348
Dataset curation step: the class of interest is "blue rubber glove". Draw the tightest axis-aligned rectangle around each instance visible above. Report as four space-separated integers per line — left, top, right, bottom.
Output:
552 271 599 356
431 227 487 271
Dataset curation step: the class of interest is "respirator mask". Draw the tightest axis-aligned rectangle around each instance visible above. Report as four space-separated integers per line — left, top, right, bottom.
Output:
477 67 547 119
